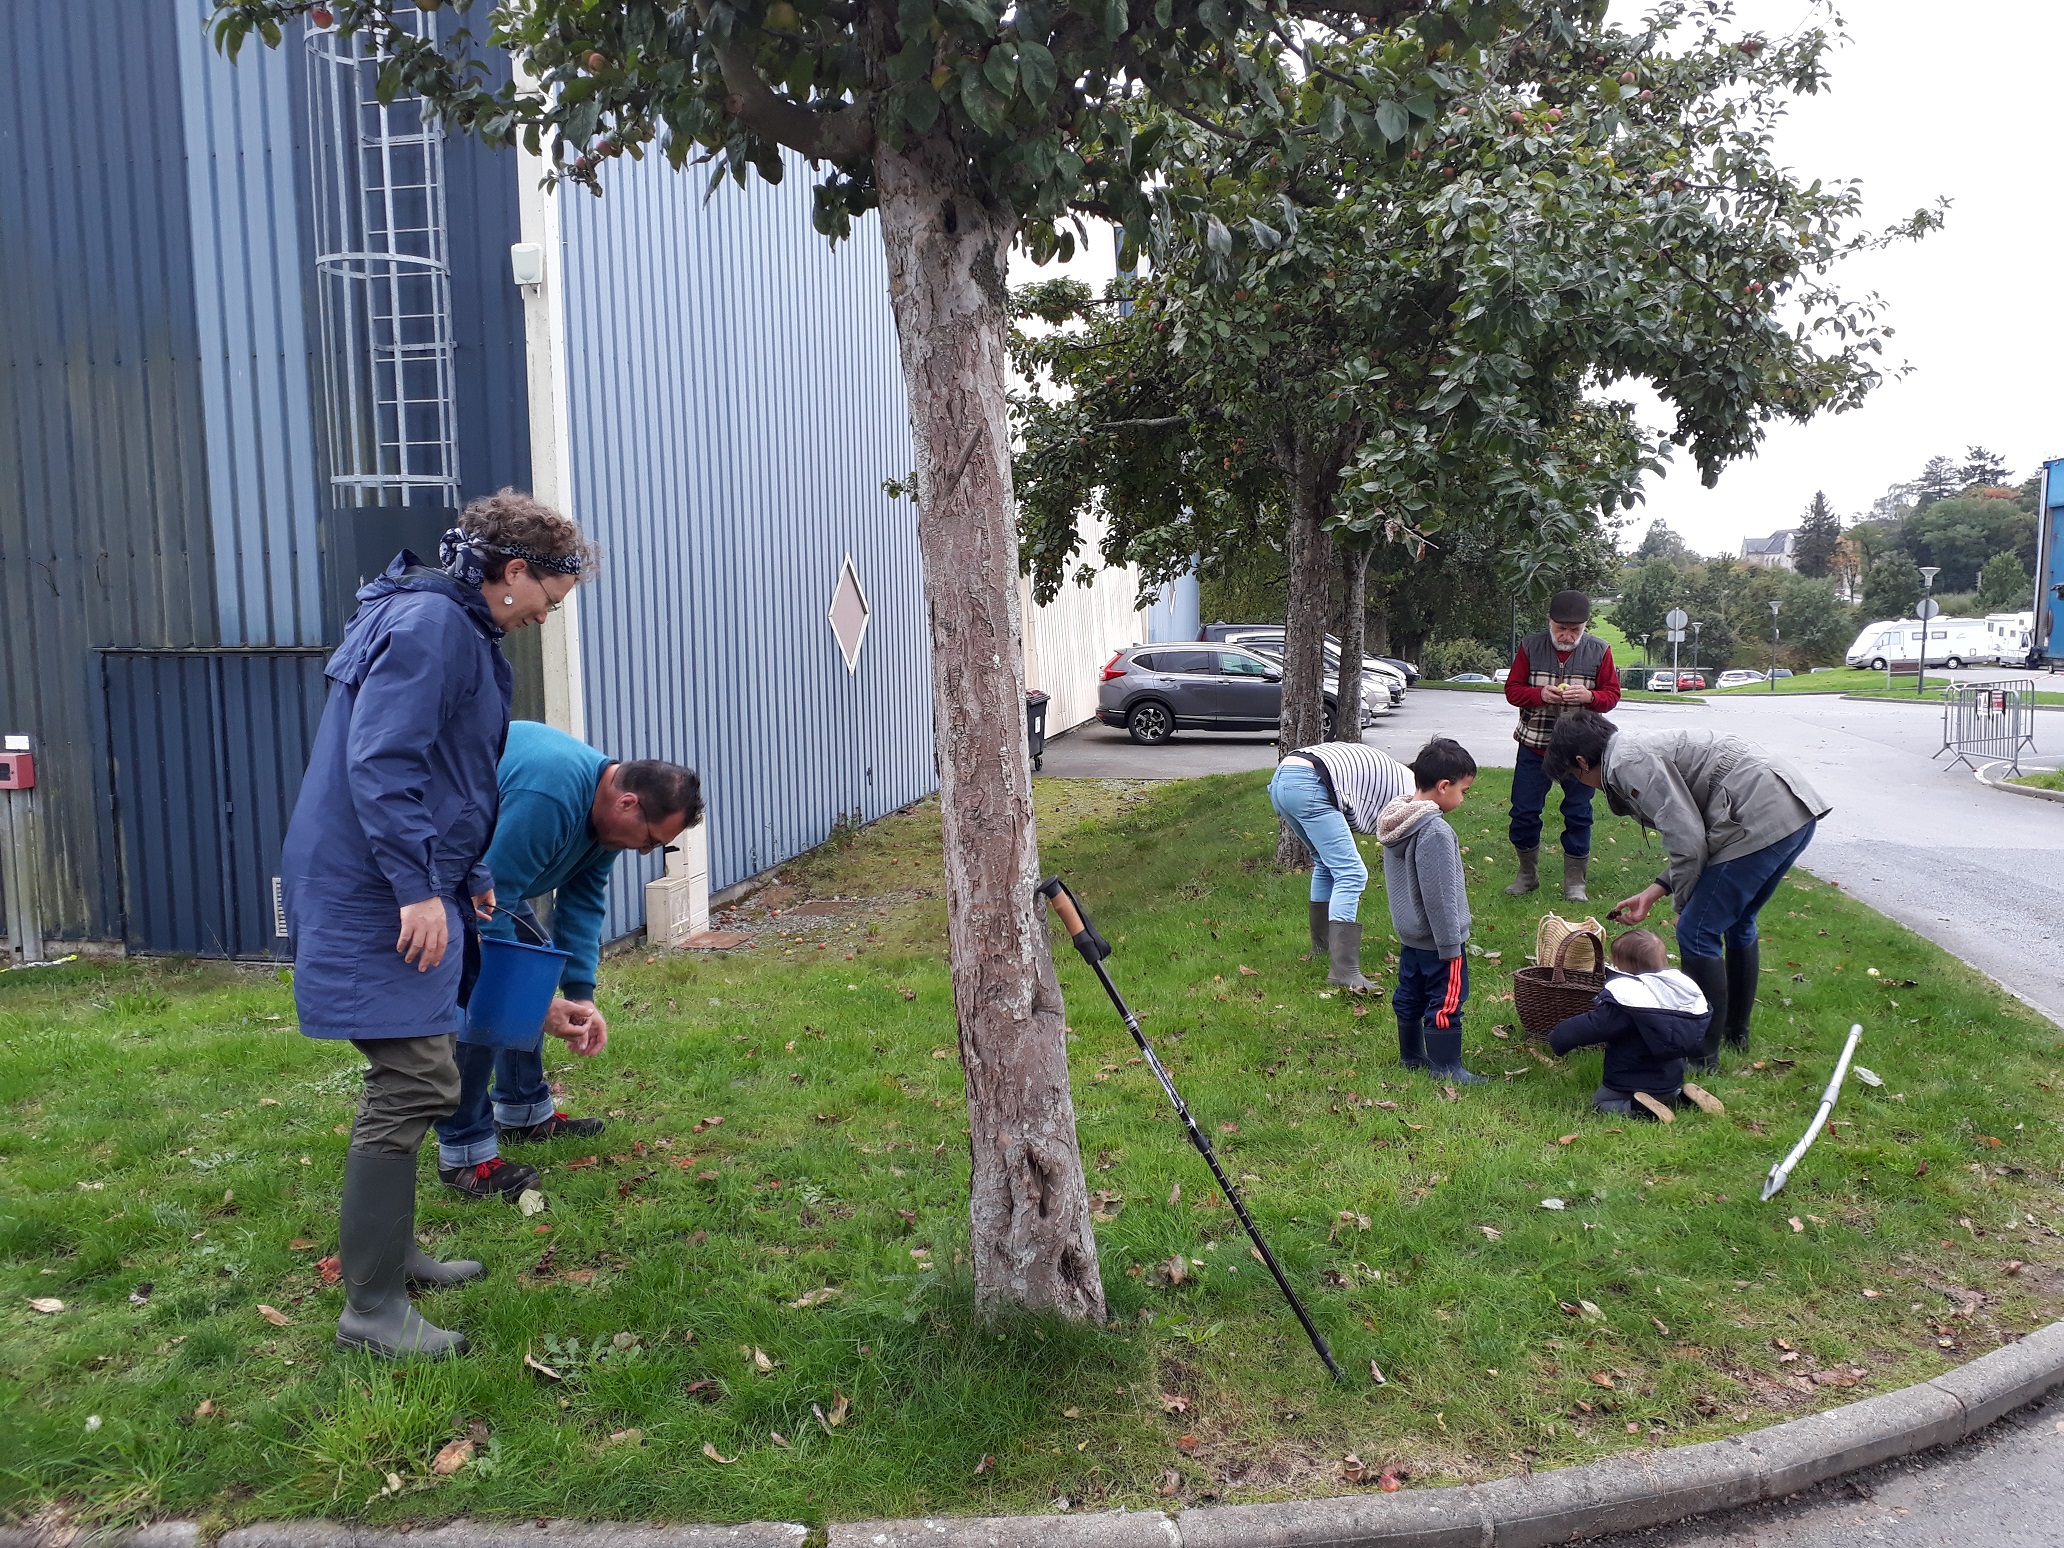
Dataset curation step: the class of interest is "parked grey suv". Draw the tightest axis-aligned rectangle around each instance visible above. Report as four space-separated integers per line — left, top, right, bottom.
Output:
1096 645 1377 745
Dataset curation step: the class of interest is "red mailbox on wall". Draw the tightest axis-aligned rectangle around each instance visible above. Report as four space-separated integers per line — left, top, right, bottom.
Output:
0 752 34 790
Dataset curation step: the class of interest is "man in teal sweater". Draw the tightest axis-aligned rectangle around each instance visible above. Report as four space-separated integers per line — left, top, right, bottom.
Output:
435 721 704 1199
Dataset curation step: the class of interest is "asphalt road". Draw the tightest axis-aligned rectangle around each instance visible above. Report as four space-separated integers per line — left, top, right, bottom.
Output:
1043 686 2064 1543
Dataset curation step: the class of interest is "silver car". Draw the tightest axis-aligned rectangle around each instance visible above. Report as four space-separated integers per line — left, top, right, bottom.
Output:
1096 645 1382 745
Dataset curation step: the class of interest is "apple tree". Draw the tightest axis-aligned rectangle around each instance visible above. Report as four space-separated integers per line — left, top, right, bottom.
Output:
1015 1 1937 836
212 0 1533 1318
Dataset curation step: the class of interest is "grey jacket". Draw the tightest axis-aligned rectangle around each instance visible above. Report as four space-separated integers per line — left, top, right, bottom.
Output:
1602 729 1832 907
1377 798 1472 958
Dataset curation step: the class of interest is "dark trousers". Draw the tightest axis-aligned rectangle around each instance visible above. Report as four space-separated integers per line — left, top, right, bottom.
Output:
1509 744 1596 856
348 1035 462 1155
1676 821 1817 957
433 899 558 1167
1393 945 1469 1031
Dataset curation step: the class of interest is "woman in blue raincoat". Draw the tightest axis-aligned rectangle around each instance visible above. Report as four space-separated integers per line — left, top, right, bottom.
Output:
281 491 590 1358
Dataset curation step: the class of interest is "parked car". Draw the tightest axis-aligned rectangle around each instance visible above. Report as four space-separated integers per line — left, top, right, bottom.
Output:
1714 669 1765 689
1675 672 1707 690
1448 672 1493 683
1490 667 1510 683
1212 627 1408 705
1095 645 1379 745
1770 667 1794 679
1240 642 1401 710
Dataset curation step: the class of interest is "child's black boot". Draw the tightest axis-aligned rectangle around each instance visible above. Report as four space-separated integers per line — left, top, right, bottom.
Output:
1424 1028 1486 1085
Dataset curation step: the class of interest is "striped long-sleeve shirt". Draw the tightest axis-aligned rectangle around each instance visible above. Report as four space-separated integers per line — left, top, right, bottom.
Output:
1287 742 1415 833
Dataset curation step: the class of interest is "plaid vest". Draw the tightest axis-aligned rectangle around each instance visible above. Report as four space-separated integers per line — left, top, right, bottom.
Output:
1514 631 1608 750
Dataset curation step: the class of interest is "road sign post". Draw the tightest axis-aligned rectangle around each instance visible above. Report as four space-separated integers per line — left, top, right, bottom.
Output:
1666 609 1688 691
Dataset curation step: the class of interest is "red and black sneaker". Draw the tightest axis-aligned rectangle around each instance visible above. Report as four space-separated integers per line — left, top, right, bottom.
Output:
498 1111 606 1144
437 1155 541 1201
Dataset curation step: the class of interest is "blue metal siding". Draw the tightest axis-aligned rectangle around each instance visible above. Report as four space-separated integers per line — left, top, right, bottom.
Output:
0 0 220 939
175 1 326 649
556 153 935 935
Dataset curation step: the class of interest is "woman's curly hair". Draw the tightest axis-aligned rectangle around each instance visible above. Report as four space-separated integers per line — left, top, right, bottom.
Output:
457 490 598 582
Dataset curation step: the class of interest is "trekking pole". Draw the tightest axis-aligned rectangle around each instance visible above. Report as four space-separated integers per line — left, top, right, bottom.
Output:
1038 876 1348 1383
1761 1024 1864 1202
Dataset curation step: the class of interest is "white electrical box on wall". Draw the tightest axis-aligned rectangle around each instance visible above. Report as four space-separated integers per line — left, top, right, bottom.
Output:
644 820 710 946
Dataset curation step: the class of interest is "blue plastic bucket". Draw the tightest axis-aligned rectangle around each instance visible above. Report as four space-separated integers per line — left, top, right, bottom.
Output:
462 934 569 1050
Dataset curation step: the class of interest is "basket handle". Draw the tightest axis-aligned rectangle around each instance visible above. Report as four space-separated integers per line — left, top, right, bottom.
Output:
1550 930 1596 985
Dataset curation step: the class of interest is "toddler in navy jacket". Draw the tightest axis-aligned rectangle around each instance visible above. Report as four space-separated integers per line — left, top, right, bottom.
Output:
1548 930 1710 1117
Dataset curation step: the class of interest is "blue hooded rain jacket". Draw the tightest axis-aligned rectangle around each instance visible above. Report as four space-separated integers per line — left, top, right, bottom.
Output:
281 554 513 1040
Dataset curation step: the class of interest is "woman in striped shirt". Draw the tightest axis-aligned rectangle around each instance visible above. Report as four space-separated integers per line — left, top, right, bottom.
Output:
1267 741 1415 990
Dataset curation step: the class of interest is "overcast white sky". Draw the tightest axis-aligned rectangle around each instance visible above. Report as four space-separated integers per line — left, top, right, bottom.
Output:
1010 1 2064 560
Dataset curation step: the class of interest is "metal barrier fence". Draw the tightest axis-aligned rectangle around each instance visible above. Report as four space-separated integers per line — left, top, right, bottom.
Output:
1939 679 2040 773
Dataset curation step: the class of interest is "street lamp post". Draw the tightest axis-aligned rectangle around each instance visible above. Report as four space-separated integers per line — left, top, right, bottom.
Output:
1917 566 1942 698
1768 600 1781 691
1691 621 1704 683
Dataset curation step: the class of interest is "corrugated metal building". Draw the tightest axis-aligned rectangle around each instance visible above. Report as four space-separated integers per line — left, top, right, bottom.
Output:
0 3 932 958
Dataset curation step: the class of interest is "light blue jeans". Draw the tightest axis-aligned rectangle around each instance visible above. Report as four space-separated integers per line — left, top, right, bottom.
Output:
1268 761 1368 922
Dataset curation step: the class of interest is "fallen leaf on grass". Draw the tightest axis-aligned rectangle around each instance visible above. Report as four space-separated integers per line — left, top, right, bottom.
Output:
517 1189 547 1216
1441 1084 1460 1102
563 1156 600 1170
702 1442 736 1464
257 1304 292 1327
1341 1452 1371 1483
1175 1434 1199 1453
1156 1468 1181 1496
129 1284 154 1305
1589 1372 1615 1389
1352 1003 1369 1018
1788 1217 1805 1233
789 1286 841 1309
1368 1361 1386 1385
524 1352 563 1381
1556 1135 1578 1147
1237 965 1259 977
432 1439 474 1475
317 1256 342 1284
686 1380 722 1401
1218 1122 1239 1134
1478 1225 1502 1241
1541 1198 1567 1211
1167 1183 1181 1207
931 1048 953 1060
288 1238 317 1251
1161 1392 1190 1413
27 1298 63 1314
691 1116 726 1134
1652 1318 1669 1335
768 1431 791 1450
194 1399 215 1419
1853 1066 1884 1088
1979 1136 2003 1149
1163 1256 1188 1285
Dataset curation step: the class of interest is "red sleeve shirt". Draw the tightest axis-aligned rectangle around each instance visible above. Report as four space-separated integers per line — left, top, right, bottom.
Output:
1503 641 1621 711
1504 643 1546 709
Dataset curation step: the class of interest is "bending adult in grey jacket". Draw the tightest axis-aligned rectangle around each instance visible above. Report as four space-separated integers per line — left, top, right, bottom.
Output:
1544 712 1831 1071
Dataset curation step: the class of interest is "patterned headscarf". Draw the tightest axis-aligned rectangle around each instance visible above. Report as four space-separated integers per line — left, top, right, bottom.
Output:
439 527 585 587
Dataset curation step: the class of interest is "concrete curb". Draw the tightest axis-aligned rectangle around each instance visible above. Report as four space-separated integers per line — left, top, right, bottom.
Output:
11 1323 2064 1548
1974 759 2064 805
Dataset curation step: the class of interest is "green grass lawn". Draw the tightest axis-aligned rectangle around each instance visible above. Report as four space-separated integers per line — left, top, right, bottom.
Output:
7 772 2064 1532
2009 770 2064 793
1709 669 1884 696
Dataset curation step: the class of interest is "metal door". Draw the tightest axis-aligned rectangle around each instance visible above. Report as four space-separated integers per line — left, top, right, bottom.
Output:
102 649 329 957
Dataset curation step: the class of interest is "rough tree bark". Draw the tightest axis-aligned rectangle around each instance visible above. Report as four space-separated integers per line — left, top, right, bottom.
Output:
1275 429 1339 867
1331 538 1369 743
874 130 1105 1320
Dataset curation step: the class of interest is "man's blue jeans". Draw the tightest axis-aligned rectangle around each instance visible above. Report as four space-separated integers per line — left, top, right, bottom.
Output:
434 906 559 1168
1509 744 1595 856
1675 820 1818 958
1268 761 1368 922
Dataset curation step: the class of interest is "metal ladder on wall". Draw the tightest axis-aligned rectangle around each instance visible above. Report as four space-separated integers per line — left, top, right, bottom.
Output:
306 13 460 511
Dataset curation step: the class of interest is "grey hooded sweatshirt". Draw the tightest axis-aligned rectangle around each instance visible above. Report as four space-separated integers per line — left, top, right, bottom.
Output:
1377 797 1471 958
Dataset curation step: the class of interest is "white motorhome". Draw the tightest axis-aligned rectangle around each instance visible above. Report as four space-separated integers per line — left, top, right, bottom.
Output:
1982 611 2034 664
1844 618 1993 671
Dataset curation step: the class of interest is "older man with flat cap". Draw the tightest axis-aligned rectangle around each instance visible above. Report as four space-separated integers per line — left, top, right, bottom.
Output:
1502 590 1621 901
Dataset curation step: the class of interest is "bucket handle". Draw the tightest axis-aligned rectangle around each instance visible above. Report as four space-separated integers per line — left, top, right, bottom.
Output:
481 902 553 948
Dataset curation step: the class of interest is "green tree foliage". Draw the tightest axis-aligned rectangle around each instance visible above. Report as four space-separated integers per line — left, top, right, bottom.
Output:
1897 496 2036 591
1791 490 1841 579
1863 550 1923 621
1977 551 2033 613
1610 557 1687 657
1751 569 1851 668
1421 637 1505 678
1631 519 1694 567
1956 445 2011 490
1014 6 1931 759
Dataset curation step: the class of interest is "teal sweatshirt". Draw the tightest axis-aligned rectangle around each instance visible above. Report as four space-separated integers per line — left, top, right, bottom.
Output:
484 720 615 1001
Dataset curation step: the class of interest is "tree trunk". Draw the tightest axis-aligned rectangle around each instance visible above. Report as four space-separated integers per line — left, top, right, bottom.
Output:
1275 430 1335 867
873 131 1104 1321
1331 538 1369 743
1366 600 1390 659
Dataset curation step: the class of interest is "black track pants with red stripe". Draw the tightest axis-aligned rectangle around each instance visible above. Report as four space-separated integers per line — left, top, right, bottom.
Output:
1394 945 1469 1032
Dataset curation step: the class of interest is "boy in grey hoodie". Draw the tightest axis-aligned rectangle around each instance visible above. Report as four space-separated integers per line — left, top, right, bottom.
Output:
1377 738 1483 1085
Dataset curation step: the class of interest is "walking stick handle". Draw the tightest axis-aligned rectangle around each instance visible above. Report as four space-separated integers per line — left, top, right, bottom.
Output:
1044 885 1087 937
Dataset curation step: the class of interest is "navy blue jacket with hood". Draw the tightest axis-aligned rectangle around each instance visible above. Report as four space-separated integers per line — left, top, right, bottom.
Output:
1548 969 1710 1096
281 554 513 1041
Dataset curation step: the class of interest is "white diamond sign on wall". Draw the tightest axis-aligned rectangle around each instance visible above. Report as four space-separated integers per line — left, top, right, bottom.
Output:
827 554 871 674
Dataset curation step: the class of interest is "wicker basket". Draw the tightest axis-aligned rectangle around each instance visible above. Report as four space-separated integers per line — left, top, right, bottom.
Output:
1534 912 1606 975
1513 933 1608 1039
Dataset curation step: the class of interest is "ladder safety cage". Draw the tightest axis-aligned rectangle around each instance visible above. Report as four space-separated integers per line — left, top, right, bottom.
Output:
306 13 461 511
